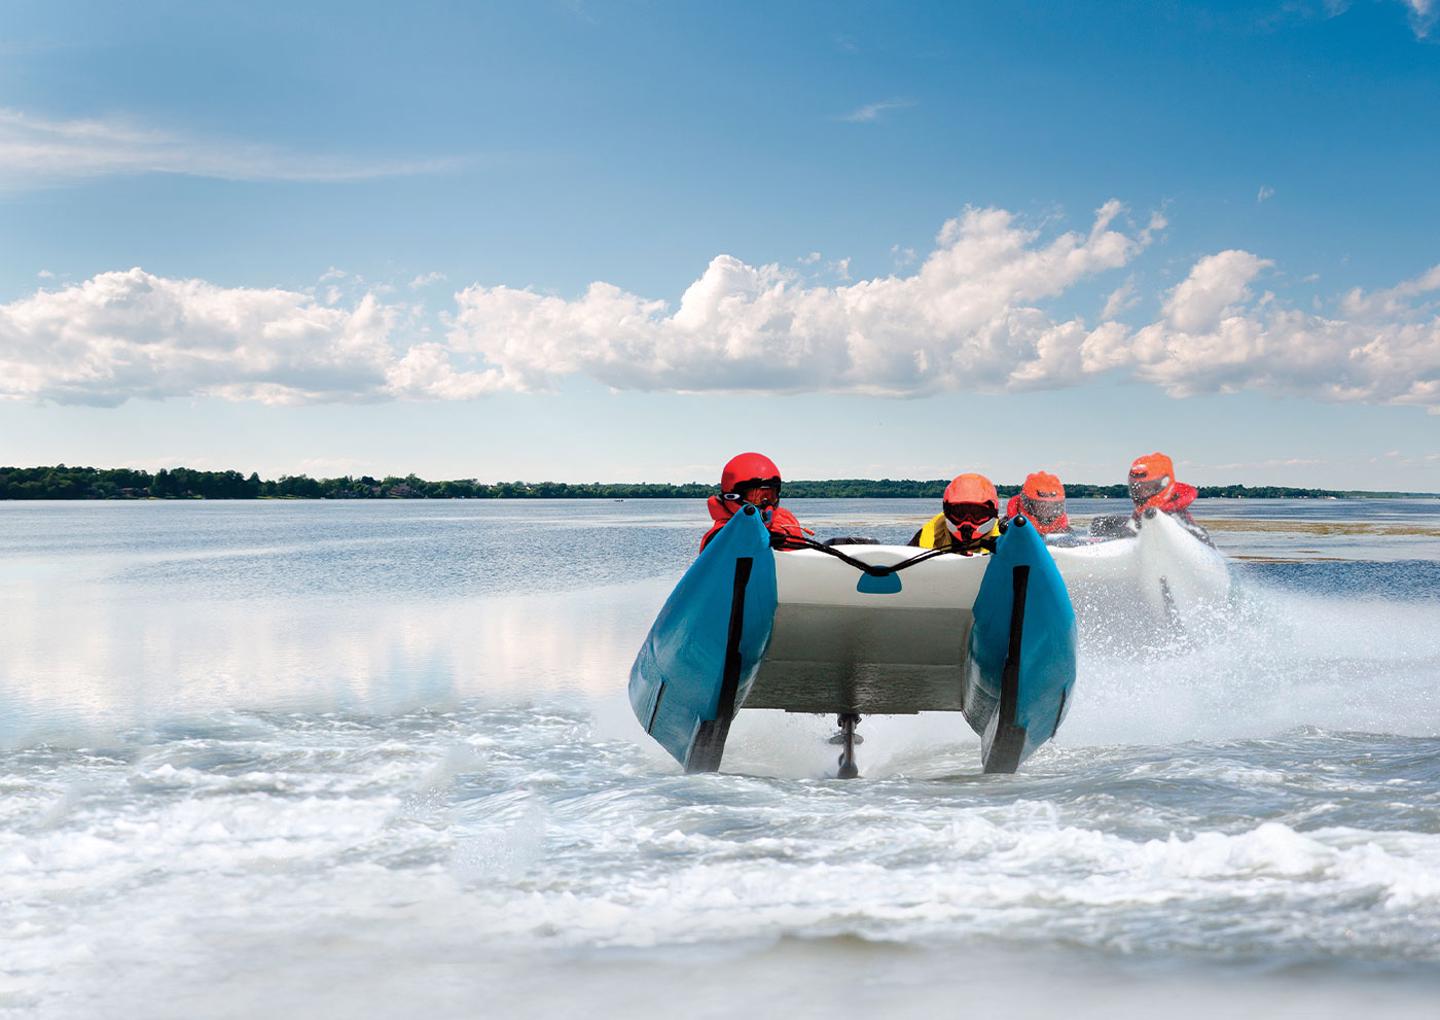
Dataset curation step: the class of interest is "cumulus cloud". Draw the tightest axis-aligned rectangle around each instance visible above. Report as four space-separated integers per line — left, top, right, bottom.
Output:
3 203 1438 413
1257 185 1276 203
445 201 1150 395
1083 253 1440 410
1162 250 1273 333
1338 264 1440 319
0 108 458 187
0 269 500 406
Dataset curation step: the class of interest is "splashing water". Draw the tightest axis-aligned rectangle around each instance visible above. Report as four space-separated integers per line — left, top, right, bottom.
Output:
2 499 1438 1018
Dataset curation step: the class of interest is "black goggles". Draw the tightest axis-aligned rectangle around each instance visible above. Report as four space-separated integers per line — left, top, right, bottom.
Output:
943 501 997 527
723 477 783 503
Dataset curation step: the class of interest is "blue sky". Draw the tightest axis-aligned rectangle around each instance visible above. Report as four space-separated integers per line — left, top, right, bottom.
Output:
2 0 1437 489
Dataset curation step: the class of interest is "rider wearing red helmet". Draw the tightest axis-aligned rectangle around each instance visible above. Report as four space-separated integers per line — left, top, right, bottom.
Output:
1126 453 1193 514
1091 452 1210 543
699 452 813 552
1005 471 1072 537
908 473 1003 555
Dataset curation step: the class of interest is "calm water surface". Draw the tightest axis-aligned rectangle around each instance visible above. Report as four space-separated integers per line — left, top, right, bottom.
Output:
2 499 1439 1018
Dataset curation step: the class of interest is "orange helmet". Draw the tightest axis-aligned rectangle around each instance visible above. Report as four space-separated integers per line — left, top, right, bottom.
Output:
720 452 782 509
1020 471 1066 527
942 473 999 541
1128 452 1176 508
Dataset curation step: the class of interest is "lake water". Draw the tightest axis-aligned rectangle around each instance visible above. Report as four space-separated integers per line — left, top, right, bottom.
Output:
2 498 1439 1018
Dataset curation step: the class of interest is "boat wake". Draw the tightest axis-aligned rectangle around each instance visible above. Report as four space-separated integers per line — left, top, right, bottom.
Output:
698 564 1440 779
1068 568 1440 745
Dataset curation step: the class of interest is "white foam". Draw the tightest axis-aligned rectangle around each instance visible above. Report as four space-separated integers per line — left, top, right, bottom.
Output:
1064 576 1440 746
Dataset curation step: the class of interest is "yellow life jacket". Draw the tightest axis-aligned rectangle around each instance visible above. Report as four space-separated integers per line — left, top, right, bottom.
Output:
912 512 1000 554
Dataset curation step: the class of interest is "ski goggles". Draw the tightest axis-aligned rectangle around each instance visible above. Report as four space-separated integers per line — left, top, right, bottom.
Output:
1128 475 1170 503
943 501 997 529
723 477 782 507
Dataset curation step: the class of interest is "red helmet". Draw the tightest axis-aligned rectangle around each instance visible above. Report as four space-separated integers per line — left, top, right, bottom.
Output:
720 452 783 509
941 473 998 541
1128 453 1176 509
1020 471 1066 527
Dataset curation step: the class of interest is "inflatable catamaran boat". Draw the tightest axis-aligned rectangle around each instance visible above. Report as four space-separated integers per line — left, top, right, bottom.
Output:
629 505 1077 777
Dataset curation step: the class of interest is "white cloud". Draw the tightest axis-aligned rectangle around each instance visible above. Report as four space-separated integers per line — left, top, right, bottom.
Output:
1164 250 1274 333
0 108 458 187
446 201 1149 395
1083 253 1440 411
36 269 54 280
0 268 500 406
838 99 915 123
409 271 448 290
1257 185 1276 203
1403 0 1436 37
1338 264 1440 318
4 203 1437 414
1101 277 1139 320
1138 210 1168 244
797 252 822 265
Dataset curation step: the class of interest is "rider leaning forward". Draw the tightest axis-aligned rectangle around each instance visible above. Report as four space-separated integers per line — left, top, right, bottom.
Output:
1006 471 1079 544
701 453 1210 553
1090 452 1212 544
908 474 1003 556
699 452 814 552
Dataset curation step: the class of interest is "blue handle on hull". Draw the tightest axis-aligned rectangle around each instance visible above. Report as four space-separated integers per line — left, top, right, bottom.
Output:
628 506 778 771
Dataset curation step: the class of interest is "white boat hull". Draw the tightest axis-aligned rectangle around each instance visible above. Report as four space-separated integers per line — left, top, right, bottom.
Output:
1050 509 1230 625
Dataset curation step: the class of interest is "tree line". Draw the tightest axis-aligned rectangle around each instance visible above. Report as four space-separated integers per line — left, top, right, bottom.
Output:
1 465 1433 501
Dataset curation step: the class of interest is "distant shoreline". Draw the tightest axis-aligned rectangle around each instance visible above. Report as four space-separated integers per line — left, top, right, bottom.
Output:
2 466 1435 501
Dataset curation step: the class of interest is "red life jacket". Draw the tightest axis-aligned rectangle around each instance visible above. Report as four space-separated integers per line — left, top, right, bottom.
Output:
1134 481 1198 517
1004 493 1070 535
699 496 812 552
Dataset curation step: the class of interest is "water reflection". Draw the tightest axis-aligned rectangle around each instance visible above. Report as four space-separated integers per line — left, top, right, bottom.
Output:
0 579 671 744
